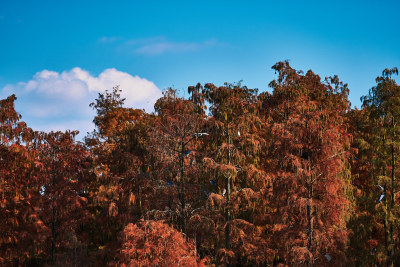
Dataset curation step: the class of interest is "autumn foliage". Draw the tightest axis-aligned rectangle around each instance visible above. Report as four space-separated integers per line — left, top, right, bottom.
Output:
110 220 197 267
1 62 400 266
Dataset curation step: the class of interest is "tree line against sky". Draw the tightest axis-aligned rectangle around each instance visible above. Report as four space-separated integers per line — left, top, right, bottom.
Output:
0 61 399 266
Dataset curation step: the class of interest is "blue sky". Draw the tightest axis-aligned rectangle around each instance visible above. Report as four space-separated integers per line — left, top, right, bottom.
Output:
1 0 399 139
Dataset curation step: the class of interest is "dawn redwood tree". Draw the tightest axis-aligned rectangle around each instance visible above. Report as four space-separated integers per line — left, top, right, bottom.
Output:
360 67 400 265
37 130 91 265
150 88 205 234
85 87 150 261
109 220 200 267
188 83 207 115
0 95 46 265
346 107 388 266
199 82 273 265
201 82 247 258
263 61 351 265
5 62 400 266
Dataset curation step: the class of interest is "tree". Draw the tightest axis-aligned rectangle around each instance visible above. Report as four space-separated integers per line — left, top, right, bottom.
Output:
37 130 91 265
5 62 400 265
150 88 205 234
360 67 400 265
346 107 385 266
109 220 199 267
85 86 150 262
0 95 46 265
263 61 351 265
199 82 273 265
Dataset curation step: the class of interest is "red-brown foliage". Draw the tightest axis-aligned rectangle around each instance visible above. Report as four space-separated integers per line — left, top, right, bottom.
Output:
2 62 400 266
110 220 198 267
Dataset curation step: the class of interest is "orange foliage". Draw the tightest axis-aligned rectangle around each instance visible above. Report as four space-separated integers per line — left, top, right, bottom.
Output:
2 62 400 266
110 220 199 267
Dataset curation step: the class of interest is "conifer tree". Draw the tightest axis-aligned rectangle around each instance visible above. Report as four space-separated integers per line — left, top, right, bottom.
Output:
37 130 91 265
360 67 400 265
263 61 351 265
0 95 45 265
85 87 149 262
199 82 272 265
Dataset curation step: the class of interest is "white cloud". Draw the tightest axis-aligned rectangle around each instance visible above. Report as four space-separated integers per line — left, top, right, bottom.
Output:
2 68 162 139
31 120 96 137
88 68 162 108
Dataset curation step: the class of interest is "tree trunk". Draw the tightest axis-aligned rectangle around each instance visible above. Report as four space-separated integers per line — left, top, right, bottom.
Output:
307 153 313 267
389 117 395 266
180 141 186 234
382 135 390 265
225 127 231 251
51 148 56 265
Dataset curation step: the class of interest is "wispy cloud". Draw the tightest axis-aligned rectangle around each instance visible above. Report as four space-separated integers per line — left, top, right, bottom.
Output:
123 36 166 46
98 36 120 43
100 35 219 56
134 38 217 56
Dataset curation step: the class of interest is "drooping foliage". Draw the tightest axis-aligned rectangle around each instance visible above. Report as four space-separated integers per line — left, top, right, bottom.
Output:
84 86 151 263
149 88 205 234
262 61 352 265
195 82 273 265
36 130 91 265
1 62 400 266
109 220 198 267
349 67 400 266
0 95 44 265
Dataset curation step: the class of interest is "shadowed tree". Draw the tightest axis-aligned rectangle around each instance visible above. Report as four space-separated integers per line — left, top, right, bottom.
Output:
360 67 400 265
198 82 273 265
346 107 388 266
149 88 205 234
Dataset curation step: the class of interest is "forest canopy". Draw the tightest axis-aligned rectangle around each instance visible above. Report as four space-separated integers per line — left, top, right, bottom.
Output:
1 61 400 266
